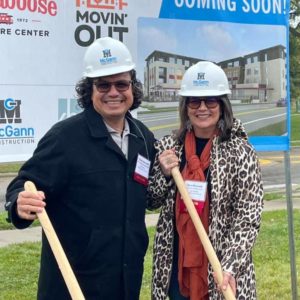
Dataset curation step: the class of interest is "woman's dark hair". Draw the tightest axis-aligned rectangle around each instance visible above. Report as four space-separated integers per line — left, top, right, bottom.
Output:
176 95 234 143
75 69 143 110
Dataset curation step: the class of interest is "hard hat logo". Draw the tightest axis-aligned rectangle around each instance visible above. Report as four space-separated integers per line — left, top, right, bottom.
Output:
197 73 205 80
83 37 135 78
99 49 118 65
192 79 209 87
102 49 112 58
193 72 209 87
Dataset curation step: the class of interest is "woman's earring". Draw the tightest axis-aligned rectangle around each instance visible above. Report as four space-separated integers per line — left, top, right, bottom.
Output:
218 119 225 132
186 120 192 132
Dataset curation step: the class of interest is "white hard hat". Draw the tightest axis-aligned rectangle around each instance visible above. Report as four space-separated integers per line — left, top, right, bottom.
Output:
83 37 135 78
179 61 231 97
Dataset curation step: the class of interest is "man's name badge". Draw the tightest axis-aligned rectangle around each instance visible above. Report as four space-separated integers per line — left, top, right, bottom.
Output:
133 154 151 186
179 180 207 214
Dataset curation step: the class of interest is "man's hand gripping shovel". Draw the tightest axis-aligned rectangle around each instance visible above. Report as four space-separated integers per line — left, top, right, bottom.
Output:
24 181 85 300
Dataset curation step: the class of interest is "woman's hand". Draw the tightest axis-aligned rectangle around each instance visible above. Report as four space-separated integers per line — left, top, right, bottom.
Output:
158 149 179 177
16 190 46 220
213 271 236 296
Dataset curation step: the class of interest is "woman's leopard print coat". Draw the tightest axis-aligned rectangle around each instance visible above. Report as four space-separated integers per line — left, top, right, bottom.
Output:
147 119 264 300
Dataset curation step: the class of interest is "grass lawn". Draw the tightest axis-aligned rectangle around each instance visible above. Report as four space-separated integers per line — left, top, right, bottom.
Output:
0 210 299 300
0 212 40 230
0 162 23 173
291 113 300 146
249 120 286 136
248 112 300 139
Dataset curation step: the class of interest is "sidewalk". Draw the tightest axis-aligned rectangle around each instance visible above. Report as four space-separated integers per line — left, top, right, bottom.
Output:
0 213 160 248
1 199 300 248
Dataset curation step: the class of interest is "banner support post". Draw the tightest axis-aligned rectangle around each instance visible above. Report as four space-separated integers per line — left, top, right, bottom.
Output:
284 150 298 300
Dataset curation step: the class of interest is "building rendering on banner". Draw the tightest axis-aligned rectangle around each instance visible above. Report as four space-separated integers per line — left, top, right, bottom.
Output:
144 51 200 102
144 45 286 103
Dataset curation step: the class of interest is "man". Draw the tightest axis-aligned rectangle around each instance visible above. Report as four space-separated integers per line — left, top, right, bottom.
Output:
5 37 156 300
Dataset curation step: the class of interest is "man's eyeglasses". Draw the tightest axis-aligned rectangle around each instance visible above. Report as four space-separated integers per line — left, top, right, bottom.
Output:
186 97 220 109
94 80 133 93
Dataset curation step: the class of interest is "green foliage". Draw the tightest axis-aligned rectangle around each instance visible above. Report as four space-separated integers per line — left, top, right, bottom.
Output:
290 1 300 102
0 210 299 299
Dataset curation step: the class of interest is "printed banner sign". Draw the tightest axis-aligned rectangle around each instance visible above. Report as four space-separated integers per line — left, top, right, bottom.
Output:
0 0 290 162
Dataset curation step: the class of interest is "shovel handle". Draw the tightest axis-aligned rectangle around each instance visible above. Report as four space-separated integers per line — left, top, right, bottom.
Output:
24 181 85 300
171 167 236 300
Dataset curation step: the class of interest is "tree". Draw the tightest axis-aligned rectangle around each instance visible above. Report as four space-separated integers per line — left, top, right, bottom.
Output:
290 0 300 36
289 0 300 101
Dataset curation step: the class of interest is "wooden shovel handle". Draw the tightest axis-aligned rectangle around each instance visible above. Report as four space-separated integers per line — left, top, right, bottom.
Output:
171 167 236 300
24 181 85 300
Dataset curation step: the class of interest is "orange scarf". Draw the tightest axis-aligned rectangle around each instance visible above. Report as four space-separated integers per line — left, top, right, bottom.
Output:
176 131 212 300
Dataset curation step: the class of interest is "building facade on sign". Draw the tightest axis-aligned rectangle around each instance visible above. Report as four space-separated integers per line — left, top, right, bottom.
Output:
144 51 201 102
143 45 286 104
219 45 286 103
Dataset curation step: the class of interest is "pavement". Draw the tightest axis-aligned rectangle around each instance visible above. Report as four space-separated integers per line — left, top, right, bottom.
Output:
0 214 160 248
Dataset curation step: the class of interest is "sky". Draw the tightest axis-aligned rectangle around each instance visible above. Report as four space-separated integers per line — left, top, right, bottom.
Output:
137 17 287 81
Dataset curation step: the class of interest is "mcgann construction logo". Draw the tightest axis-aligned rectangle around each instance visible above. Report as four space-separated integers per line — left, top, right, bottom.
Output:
0 98 35 146
193 72 209 87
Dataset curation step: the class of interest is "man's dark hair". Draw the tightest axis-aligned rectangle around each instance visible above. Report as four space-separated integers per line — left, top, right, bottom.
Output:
75 69 143 111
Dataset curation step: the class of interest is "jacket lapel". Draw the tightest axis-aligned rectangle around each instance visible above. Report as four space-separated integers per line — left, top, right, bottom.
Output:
127 117 148 166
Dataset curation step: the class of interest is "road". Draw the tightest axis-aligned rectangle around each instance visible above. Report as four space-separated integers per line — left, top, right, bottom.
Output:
138 103 286 140
258 149 300 187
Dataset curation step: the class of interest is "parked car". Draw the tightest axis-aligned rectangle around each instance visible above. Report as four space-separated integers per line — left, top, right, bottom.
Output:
276 98 287 107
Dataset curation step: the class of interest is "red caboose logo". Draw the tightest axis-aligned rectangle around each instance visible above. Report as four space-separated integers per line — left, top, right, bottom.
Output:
0 13 13 24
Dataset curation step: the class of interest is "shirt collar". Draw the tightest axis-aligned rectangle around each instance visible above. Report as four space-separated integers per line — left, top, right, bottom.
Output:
104 118 130 136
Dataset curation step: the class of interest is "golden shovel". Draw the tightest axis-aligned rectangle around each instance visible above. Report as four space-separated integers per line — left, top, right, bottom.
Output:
171 167 236 300
24 181 85 300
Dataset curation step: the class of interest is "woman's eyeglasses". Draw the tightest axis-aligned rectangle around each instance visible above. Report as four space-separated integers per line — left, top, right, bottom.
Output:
186 97 220 109
94 80 133 93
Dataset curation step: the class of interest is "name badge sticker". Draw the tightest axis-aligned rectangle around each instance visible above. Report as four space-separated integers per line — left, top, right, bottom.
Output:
179 180 207 214
185 180 207 201
133 154 151 186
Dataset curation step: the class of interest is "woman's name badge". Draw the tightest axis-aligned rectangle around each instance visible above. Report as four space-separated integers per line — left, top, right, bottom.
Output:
179 180 207 214
133 154 151 186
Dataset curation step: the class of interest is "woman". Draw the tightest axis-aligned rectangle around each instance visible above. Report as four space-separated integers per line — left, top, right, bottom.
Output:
147 61 264 300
